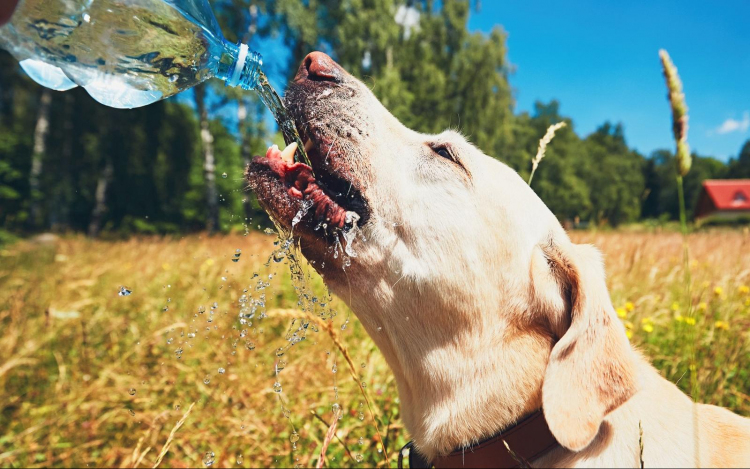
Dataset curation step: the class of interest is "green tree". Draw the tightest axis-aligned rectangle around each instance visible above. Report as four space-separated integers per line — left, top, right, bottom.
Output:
727 140 750 178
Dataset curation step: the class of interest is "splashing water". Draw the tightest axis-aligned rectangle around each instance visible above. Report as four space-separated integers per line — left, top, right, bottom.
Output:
291 200 313 230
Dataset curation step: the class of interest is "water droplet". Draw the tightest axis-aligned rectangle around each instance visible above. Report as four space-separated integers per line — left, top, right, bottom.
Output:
277 360 287 371
222 172 228 178
236 454 243 465
128 388 136 396
162 306 169 312
167 338 173 344
361 381 367 388
83 13 91 23
218 367 225 374
118 286 132 296
331 364 337 373
355 454 364 463
203 451 216 467
168 74 178 83
361 362 366 368
273 382 282 393
331 403 341 414
174 404 181 411
290 431 300 443
129 409 135 417
198 306 206 314
204 375 211 385
358 437 364 445
264 227 275 235
276 347 285 357
245 341 255 351
358 411 365 421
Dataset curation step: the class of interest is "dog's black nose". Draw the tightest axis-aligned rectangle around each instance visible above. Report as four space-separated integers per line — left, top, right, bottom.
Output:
296 51 343 83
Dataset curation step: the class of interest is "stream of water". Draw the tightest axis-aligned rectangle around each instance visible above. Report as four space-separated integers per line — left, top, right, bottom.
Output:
255 71 313 169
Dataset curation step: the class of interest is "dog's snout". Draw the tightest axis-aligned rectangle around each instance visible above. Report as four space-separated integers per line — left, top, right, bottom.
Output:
296 51 343 83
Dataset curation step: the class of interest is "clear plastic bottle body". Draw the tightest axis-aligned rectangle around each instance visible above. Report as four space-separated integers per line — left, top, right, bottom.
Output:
0 0 261 108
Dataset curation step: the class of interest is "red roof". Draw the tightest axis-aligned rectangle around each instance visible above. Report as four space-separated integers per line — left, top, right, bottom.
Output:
701 180 750 211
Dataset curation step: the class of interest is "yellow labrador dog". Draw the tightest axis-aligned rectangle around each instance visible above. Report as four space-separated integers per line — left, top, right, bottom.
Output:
247 52 750 467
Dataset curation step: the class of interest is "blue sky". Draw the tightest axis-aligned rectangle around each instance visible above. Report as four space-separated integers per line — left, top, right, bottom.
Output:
467 1 750 161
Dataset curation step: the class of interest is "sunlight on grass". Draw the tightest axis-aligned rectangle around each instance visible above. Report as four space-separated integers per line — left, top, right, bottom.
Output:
0 233 402 468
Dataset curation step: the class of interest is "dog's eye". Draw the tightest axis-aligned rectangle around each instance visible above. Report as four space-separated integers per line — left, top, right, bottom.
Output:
433 146 453 161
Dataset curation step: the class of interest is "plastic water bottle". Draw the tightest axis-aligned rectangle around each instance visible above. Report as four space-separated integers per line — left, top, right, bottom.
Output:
0 0 262 109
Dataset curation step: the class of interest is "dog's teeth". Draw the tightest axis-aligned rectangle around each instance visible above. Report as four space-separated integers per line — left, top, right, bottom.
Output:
304 138 314 153
345 211 360 226
279 142 297 164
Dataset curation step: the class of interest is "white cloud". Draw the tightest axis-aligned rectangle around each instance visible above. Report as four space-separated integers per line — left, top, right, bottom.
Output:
717 111 750 134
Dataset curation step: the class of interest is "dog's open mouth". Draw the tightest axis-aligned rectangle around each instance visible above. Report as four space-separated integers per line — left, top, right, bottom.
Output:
247 134 368 236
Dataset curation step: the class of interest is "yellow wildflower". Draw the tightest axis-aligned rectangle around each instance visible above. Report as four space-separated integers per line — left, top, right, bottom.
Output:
739 285 750 295
701 281 710 289
714 321 729 330
162 263 171 271
671 302 680 312
625 321 634 330
685 317 696 326
745 298 750 307
697 302 707 311
642 323 654 333
641 317 653 325
626 330 633 339
625 301 635 312
675 314 684 323
714 286 724 296
616 307 627 318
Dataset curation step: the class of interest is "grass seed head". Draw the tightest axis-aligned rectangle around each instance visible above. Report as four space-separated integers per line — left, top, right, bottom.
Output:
659 49 691 177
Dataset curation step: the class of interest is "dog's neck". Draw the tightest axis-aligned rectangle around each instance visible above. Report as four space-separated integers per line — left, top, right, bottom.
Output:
354 300 554 460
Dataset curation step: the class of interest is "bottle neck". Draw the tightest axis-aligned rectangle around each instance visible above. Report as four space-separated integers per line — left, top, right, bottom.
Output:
217 41 262 91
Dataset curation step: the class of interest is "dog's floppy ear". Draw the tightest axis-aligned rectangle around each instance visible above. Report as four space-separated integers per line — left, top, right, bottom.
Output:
541 242 638 452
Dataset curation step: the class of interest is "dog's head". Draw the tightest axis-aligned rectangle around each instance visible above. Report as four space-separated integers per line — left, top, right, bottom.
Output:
247 52 637 456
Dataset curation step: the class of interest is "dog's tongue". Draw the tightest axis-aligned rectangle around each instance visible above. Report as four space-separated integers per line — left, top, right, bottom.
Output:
261 143 348 228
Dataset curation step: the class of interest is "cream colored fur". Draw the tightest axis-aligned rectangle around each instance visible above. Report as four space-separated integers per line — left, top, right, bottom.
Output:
279 59 750 467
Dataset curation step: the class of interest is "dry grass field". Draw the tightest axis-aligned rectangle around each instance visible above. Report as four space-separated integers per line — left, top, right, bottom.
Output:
1 229 749 468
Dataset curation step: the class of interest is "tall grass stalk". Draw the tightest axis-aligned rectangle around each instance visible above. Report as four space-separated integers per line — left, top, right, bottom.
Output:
269 308 390 465
659 50 698 402
528 122 566 185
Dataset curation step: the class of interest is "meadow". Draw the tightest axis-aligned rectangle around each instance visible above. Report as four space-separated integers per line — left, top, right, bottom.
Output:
1 229 749 468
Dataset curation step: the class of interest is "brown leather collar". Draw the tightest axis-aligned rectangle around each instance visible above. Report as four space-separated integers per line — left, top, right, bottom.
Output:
400 410 559 468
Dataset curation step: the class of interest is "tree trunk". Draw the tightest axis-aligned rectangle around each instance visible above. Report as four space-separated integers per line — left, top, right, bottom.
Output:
50 93 74 232
87 158 113 238
28 89 51 230
195 84 219 233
